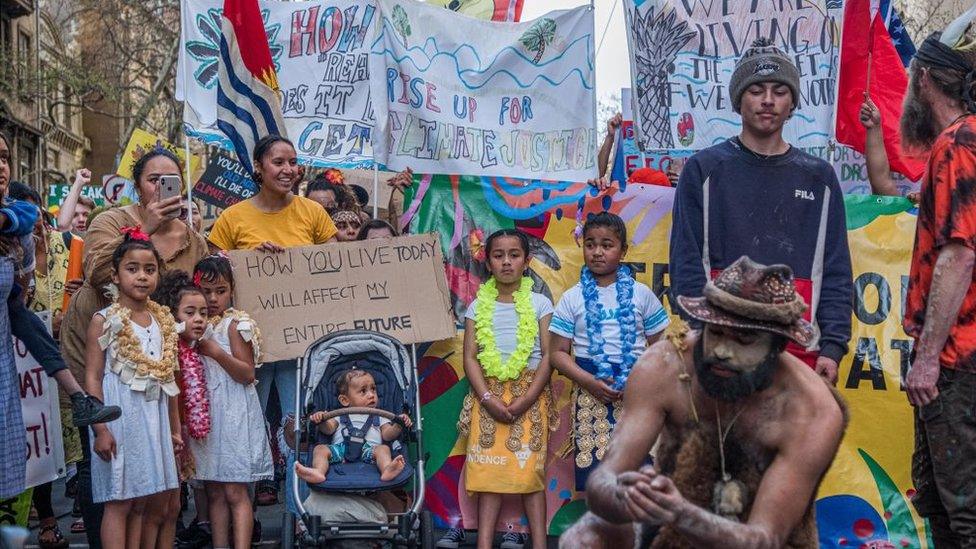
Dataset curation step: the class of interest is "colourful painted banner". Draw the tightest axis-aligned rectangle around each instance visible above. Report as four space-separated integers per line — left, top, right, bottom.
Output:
622 0 843 151
425 0 524 22
410 176 926 545
370 0 598 181
816 195 930 548
178 0 376 168
177 0 521 170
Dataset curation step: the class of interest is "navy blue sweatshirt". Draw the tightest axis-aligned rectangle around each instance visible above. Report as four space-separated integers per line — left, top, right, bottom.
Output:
669 139 853 363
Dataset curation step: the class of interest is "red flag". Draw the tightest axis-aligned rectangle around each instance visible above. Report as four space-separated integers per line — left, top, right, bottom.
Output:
222 0 280 91
835 0 925 181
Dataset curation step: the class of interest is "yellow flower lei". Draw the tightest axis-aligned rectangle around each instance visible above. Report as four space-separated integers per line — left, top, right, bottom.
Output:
109 301 179 384
474 277 537 381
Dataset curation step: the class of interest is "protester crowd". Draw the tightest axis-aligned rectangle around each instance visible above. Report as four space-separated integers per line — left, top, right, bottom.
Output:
4 12 976 549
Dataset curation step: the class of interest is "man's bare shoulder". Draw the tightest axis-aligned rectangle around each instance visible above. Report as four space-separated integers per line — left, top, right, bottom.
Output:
777 356 847 446
626 333 696 401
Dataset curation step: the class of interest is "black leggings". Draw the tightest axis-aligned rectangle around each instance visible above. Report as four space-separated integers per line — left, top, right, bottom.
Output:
78 426 104 549
31 481 54 520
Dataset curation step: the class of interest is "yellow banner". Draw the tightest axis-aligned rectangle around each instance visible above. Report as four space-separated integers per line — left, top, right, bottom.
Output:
117 128 200 182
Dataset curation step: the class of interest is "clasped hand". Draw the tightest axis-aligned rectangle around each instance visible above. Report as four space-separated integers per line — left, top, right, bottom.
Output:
616 465 686 525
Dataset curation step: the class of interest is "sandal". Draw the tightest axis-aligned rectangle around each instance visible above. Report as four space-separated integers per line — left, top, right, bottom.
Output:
37 520 69 549
69 518 85 534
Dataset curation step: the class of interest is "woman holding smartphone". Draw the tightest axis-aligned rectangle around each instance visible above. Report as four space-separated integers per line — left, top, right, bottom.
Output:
59 148 208 549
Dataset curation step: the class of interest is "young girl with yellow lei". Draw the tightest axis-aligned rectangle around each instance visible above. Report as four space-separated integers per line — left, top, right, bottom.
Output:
84 228 181 549
458 229 557 549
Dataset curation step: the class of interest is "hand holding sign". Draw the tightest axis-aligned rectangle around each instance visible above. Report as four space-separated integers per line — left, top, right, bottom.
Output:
229 234 456 362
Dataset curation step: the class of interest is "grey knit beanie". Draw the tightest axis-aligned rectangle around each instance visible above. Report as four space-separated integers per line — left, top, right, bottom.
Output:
730 38 800 113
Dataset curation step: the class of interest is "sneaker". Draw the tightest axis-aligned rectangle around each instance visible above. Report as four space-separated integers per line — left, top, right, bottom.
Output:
499 532 528 549
435 528 467 548
175 519 211 549
71 393 121 426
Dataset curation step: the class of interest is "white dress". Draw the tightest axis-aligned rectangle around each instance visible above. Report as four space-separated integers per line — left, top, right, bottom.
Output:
91 307 179 503
189 312 273 482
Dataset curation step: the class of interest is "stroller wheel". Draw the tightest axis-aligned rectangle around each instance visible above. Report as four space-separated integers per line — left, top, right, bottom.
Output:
420 510 434 549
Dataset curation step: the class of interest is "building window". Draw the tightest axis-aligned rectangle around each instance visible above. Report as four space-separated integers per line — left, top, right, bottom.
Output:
61 83 71 127
48 149 60 174
18 141 35 185
17 29 32 100
0 17 11 53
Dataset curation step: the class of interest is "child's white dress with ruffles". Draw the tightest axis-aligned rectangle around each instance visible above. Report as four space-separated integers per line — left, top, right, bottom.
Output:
90 306 179 503
189 311 273 482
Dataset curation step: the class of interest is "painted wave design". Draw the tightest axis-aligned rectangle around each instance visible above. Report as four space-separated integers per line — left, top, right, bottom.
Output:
373 19 594 91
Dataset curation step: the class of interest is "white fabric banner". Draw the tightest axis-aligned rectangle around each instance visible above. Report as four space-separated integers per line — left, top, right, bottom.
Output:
623 0 844 151
17 312 66 489
177 0 378 168
369 0 598 181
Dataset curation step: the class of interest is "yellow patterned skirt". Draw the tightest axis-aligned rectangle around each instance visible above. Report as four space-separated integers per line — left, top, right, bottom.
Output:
457 370 558 494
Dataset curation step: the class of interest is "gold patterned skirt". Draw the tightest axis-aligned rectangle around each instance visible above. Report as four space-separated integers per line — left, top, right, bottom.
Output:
457 369 558 494
573 357 624 490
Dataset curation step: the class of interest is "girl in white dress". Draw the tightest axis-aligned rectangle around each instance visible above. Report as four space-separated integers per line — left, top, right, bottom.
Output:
84 229 181 549
192 253 271 549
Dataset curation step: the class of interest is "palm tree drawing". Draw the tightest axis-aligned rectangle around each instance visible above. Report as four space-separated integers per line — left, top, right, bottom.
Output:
519 18 557 64
391 5 412 47
630 6 694 149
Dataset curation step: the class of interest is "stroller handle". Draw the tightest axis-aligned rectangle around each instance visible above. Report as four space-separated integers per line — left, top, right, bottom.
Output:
315 407 399 422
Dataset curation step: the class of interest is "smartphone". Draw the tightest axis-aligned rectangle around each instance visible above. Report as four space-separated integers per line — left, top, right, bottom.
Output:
158 175 182 218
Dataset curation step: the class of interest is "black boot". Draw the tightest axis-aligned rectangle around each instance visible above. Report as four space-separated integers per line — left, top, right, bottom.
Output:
70 393 121 426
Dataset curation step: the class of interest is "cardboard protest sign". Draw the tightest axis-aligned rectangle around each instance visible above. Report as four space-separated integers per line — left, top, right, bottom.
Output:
623 1 843 151
369 0 598 181
193 153 258 209
229 234 455 361
15 313 66 489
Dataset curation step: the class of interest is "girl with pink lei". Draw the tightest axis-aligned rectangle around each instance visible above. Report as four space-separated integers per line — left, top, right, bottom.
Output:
191 254 272 549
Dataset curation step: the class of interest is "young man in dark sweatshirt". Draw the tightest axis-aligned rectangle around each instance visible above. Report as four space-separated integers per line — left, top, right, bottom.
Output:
669 38 853 384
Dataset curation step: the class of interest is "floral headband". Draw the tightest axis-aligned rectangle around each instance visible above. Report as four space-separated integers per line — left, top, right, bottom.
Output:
120 225 151 242
333 210 361 225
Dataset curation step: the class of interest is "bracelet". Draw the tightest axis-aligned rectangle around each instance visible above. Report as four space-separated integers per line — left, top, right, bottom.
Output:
479 391 492 404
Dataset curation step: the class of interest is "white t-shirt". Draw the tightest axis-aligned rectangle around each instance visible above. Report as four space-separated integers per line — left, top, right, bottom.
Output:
464 292 554 371
331 414 390 446
549 281 669 360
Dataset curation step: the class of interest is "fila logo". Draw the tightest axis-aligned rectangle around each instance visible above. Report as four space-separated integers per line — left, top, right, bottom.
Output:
794 189 815 201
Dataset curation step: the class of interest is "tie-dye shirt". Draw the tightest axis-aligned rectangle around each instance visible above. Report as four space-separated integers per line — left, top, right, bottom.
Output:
905 115 976 369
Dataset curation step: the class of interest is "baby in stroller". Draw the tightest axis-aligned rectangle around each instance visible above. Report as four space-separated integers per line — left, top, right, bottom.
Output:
295 370 413 484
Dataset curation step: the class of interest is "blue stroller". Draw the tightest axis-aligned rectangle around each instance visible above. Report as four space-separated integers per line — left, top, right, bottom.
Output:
289 330 432 548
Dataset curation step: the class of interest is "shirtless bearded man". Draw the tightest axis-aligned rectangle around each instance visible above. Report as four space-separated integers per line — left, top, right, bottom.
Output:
562 256 846 548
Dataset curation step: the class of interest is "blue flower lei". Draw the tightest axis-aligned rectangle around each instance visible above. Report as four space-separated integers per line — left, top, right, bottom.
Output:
580 265 638 391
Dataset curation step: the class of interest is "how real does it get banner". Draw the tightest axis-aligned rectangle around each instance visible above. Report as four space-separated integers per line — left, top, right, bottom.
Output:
228 234 456 362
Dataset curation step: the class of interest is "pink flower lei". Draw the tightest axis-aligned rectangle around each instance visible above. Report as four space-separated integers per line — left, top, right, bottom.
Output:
178 339 211 439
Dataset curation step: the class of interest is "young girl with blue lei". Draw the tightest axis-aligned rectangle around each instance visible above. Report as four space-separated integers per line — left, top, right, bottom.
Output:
550 212 670 489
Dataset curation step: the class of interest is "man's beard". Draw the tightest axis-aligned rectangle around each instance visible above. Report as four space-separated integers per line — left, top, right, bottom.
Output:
693 337 780 402
900 81 941 153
